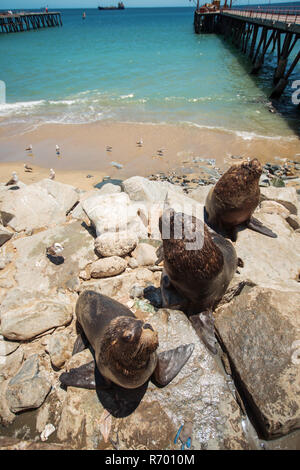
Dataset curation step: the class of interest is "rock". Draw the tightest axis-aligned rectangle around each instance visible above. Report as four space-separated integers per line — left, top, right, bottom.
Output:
122 176 183 203
78 268 154 300
0 338 19 356
0 224 13 247
132 243 158 266
259 175 270 187
234 211 300 291
70 189 99 221
259 200 290 218
98 183 121 195
129 284 144 299
127 257 138 269
6 355 51 414
40 424 56 442
215 287 300 439
83 192 147 238
95 231 138 258
0 291 73 341
90 256 127 279
12 221 95 293
0 346 24 382
260 187 299 215
165 189 204 220
188 185 213 204
46 331 73 369
0 437 65 450
1 179 79 232
0 380 16 425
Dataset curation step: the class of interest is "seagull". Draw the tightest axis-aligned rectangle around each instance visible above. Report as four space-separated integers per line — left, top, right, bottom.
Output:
24 163 33 172
5 172 18 186
136 139 143 146
46 242 64 258
56 144 61 156
25 144 32 151
49 168 55 180
106 146 112 152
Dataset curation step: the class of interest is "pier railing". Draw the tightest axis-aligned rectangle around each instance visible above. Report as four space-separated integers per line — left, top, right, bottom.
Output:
222 7 300 25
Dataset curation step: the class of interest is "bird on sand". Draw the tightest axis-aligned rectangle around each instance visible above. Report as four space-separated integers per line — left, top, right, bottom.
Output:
49 168 55 180
56 144 61 156
106 145 112 152
136 139 143 147
25 144 32 151
46 242 64 258
5 172 18 186
24 163 33 172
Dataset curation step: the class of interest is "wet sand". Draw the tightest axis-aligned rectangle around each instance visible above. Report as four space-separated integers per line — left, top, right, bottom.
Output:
0 121 299 187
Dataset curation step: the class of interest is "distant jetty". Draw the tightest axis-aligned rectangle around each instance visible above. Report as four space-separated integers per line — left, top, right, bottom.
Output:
98 2 125 10
0 11 62 33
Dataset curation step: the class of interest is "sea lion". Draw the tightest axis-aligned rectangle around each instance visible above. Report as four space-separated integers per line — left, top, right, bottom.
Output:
159 209 238 353
59 291 194 390
204 158 277 241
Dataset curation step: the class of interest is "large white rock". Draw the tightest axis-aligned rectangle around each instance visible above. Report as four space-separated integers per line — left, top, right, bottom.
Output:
260 186 299 215
0 292 73 341
1 179 79 232
132 243 158 266
122 176 183 203
6 355 51 414
83 192 147 238
95 231 138 258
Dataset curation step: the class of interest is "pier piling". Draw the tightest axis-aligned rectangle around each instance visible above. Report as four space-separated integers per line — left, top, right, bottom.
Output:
0 11 62 34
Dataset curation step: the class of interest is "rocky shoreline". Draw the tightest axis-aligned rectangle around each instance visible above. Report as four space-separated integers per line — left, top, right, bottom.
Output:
0 159 299 450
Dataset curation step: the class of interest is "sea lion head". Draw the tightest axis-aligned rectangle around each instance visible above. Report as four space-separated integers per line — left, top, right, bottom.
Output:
100 317 159 372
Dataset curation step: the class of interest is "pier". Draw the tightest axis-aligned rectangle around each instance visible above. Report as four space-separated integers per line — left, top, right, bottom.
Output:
0 11 62 34
194 5 300 99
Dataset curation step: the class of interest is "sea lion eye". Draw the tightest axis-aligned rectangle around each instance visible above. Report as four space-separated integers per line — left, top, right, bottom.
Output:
122 331 133 342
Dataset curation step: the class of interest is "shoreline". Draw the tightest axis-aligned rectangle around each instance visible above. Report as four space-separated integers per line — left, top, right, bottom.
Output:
0 121 299 187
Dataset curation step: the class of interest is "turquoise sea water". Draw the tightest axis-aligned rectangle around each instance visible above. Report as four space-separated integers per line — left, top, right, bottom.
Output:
0 7 299 138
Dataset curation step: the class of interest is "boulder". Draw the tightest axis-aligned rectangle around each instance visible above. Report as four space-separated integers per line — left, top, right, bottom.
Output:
1 179 79 232
90 256 127 279
234 210 300 291
121 176 183 203
46 331 73 369
0 346 24 382
188 185 213 205
132 243 158 266
0 291 73 341
83 192 147 238
12 221 96 293
260 186 299 215
6 355 51 414
215 287 300 439
98 183 121 195
95 231 138 258
0 224 13 247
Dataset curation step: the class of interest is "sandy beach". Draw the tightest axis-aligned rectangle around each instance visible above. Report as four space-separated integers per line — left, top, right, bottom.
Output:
0 120 299 188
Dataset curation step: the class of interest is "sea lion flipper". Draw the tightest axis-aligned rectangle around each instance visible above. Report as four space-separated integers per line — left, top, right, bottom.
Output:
59 361 112 390
152 343 194 387
247 217 278 238
59 361 96 389
72 332 89 355
190 310 217 355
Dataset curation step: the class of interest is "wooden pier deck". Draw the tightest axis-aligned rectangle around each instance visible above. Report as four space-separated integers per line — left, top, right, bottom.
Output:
0 11 62 34
194 7 300 99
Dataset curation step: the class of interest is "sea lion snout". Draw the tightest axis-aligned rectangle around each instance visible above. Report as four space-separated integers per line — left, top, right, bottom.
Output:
143 323 154 331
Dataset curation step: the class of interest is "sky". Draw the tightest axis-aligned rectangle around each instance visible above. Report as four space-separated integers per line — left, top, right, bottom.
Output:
1 0 296 9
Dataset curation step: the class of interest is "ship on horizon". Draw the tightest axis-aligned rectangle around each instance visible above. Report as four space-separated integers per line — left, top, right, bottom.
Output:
98 2 125 10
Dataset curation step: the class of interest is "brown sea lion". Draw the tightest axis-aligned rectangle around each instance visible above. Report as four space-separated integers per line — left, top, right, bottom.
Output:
204 158 277 241
59 291 194 390
159 210 238 353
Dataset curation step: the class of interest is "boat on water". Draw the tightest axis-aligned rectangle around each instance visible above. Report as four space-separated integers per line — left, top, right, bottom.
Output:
98 2 125 10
